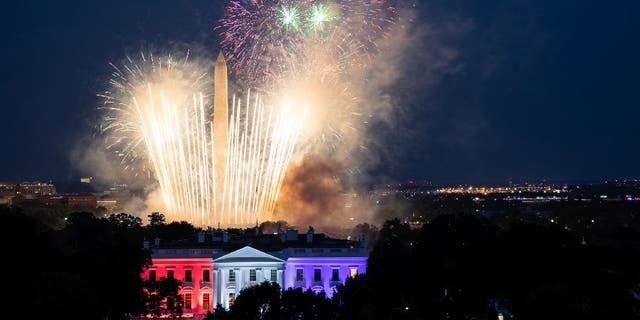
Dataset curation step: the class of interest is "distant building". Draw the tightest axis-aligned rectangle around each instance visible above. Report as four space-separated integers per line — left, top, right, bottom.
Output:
141 227 368 319
97 199 118 213
65 193 98 208
15 181 56 199
0 181 57 204
0 182 16 196
39 195 65 206
0 196 12 205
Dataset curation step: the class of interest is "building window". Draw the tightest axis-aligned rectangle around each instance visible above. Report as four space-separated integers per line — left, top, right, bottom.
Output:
149 270 156 282
167 270 174 279
184 270 192 282
332 268 339 281
203 293 210 310
203 269 210 282
184 293 192 309
271 269 277 281
296 269 304 282
229 269 235 282
228 293 235 307
350 267 357 278
314 268 322 282
250 269 257 281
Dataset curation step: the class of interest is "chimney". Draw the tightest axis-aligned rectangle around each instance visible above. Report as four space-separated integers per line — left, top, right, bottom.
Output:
222 231 229 243
143 238 150 249
154 237 160 246
356 237 366 248
286 229 298 242
306 226 314 243
198 231 205 243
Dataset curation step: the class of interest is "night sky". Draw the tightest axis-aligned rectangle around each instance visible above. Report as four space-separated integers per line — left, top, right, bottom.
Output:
1 0 638 184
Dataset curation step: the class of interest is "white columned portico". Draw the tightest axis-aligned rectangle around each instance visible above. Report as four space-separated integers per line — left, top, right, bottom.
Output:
213 246 284 310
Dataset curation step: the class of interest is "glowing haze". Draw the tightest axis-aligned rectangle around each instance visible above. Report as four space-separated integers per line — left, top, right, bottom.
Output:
216 0 403 228
217 0 399 159
95 0 406 227
100 52 307 226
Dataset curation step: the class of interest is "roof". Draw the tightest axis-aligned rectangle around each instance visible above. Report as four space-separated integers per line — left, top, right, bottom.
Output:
214 246 283 263
149 229 367 259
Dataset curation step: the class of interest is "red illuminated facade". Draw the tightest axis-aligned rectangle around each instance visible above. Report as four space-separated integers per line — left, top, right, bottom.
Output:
141 256 215 318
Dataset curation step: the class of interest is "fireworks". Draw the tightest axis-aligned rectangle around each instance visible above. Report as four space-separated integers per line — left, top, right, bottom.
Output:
216 0 398 84
278 5 300 29
217 0 398 157
220 92 307 225
307 4 334 30
100 52 306 226
99 52 211 175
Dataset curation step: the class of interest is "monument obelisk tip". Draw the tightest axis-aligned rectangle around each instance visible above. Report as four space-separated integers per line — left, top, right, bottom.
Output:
216 51 226 65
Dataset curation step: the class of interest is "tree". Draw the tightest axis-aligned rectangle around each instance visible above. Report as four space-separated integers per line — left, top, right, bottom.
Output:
259 220 289 234
351 223 379 249
142 277 183 319
108 212 143 229
332 276 375 320
231 281 281 320
206 305 231 320
282 288 334 320
107 212 145 246
63 211 150 319
148 212 166 226
158 221 199 242
145 212 199 242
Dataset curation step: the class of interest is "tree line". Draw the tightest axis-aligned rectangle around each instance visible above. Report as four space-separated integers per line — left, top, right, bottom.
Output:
2 204 639 319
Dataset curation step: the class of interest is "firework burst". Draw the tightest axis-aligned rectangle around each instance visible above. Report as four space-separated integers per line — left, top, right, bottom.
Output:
217 0 398 160
216 0 398 85
99 52 307 226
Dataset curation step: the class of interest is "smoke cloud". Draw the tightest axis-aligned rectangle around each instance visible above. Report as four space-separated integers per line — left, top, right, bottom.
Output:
273 155 375 231
275 6 469 229
272 156 343 227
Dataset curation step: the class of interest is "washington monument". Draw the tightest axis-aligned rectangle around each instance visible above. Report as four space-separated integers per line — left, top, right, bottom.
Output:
213 52 228 211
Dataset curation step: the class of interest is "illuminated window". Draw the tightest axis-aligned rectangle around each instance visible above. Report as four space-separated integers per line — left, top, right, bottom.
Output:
167 270 174 279
203 293 210 310
229 269 235 282
271 269 277 281
184 293 192 309
203 270 210 282
350 267 357 278
149 270 156 282
250 269 257 281
331 268 339 281
296 269 304 282
228 293 235 307
184 270 192 282
314 268 322 282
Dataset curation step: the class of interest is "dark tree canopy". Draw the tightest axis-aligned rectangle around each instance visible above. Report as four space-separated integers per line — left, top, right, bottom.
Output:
230 281 282 320
3 200 640 320
142 277 184 319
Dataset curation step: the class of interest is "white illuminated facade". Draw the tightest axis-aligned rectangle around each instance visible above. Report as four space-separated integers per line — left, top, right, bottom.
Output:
213 246 284 309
